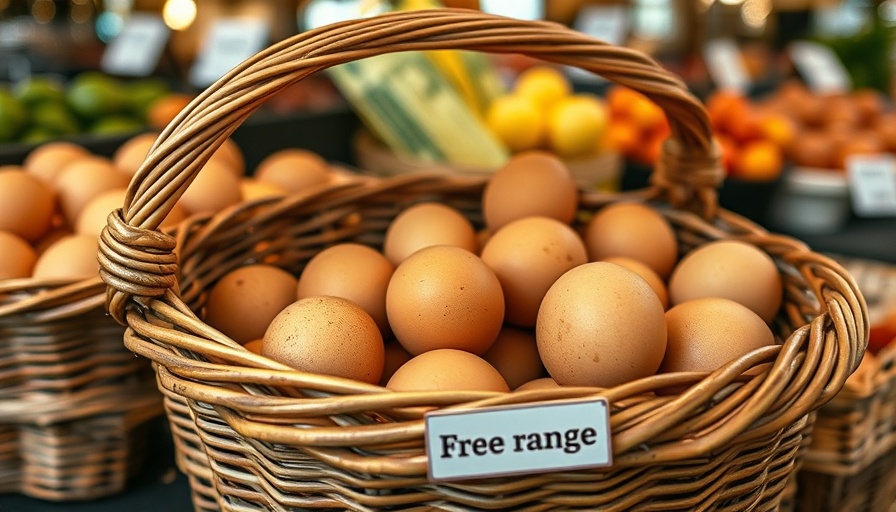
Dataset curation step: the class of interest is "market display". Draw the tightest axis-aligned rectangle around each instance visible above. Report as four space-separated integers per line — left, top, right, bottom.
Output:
2 1 895 511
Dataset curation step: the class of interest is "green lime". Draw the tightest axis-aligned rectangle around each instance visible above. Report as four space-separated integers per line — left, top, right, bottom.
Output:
66 72 126 121
14 76 66 108
31 102 81 136
0 90 28 142
20 127 57 144
125 78 171 120
90 115 143 135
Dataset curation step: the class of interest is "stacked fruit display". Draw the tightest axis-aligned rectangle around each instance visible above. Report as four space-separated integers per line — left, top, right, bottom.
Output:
756 81 893 171
207 151 784 392
0 135 348 282
485 66 609 160
0 72 192 144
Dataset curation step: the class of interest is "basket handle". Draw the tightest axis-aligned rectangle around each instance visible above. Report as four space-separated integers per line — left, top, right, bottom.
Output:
100 8 723 322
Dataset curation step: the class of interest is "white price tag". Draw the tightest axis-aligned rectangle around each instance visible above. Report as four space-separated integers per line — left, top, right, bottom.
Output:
703 39 751 94
565 5 628 84
480 0 544 21
846 154 896 217
425 398 612 482
189 18 269 88
101 14 171 77
789 41 851 94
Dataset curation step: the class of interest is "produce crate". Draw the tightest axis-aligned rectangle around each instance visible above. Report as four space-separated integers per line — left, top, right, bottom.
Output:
0 277 164 500
96 9 867 511
797 257 896 512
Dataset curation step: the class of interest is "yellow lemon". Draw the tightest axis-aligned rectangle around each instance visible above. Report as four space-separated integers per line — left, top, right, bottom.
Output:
548 94 609 158
513 66 572 110
485 94 545 152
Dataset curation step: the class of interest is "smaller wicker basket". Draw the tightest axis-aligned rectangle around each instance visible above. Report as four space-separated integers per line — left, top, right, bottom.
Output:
0 276 164 501
798 257 896 512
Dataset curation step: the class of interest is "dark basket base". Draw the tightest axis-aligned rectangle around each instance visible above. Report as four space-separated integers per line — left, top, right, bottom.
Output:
797 446 896 512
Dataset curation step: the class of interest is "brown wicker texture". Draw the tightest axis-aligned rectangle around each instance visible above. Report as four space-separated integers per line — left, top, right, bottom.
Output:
797 257 896 511
98 9 868 511
0 276 164 500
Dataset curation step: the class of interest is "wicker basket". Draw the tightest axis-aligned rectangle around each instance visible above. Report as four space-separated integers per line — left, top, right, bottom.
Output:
97 9 868 511
0 276 164 501
797 258 896 512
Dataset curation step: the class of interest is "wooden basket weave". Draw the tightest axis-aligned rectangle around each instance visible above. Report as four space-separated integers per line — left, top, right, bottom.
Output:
98 9 868 511
797 258 896 511
0 277 164 500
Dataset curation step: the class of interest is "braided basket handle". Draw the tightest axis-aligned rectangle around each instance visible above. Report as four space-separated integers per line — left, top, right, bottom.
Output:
100 8 723 322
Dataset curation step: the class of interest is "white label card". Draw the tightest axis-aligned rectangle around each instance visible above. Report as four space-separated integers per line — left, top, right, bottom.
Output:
846 154 896 217
480 0 544 21
189 18 269 88
704 38 751 94
425 398 612 482
789 41 851 94
101 14 171 77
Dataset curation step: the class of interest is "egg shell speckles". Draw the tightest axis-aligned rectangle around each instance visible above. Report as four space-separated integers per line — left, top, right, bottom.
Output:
262 296 384 384
536 262 667 387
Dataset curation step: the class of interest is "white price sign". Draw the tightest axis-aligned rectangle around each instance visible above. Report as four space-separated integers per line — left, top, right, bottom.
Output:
189 18 269 88
101 14 171 77
789 41 851 94
480 0 544 21
846 154 896 217
704 39 751 94
425 398 612 482
566 6 629 84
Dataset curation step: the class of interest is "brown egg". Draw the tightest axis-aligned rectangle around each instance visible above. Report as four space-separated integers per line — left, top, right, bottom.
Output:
383 202 478 265
480 216 587 327
0 230 37 279
482 151 578 232
601 256 669 309
210 137 246 177
112 132 159 177
835 132 886 170
76 189 187 236
177 159 242 215
255 149 331 193
853 88 886 125
583 202 678 279
243 338 264 354
387 349 509 392
481 327 544 390
823 95 861 129
537 262 667 388
874 113 896 152
515 377 560 391
0 170 57 242
32 234 99 279
205 264 299 344
34 226 72 256
22 141 91 184
386 245 505 356
263 296 384 384
789 130 836 169
668 240 782 322
55 157 130 224
380 340 413 386
240 179 288 201
661 297 775 374
297 243 394 335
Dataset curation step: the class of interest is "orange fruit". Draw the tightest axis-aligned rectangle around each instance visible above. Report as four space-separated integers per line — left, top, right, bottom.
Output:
628 94 666 134
604 120 641 157
606 86 643 119
732 140 782 181
757 114 796 153
706 90 749 135
147 93 193 130
715 134 739 174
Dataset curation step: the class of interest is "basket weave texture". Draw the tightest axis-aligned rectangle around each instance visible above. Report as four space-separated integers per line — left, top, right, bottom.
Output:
0 277 163 501
797 258 896 511
98 9 868 511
